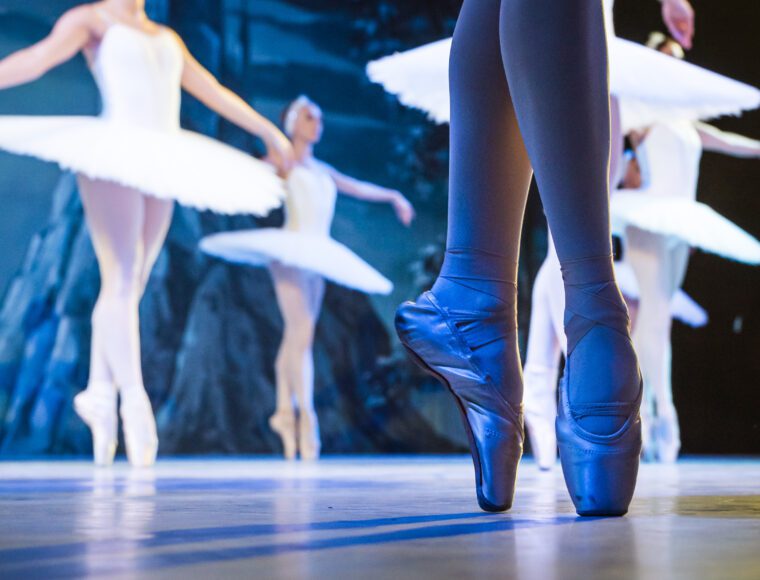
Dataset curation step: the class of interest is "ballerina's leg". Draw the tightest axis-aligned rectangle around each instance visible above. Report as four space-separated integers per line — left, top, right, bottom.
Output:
79 177 158 467
627 227 689 462
270 264 324 459
523 242 565 470
138 196 174 296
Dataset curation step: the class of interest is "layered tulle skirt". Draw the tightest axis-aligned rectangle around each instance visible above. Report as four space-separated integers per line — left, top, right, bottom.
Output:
367 37 760 128
200 229 393 294
0 116 285 215
611 193 760 265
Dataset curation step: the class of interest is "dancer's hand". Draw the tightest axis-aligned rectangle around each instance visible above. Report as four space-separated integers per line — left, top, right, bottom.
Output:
661 0 694 50
264 131 295 175
391 192 416 226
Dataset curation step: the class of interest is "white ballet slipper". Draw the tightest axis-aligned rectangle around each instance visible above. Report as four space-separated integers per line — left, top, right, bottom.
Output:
119 387 158 468
73 382 118 467
523 364 559 470
298 410 321 461
655 410 681 464
269 411 298 460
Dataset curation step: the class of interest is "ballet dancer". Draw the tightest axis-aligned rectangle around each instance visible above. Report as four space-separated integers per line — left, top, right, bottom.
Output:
390 0 692 518
616 34 760 463
0 0 294 467
525 33 760 469
201 95 415 460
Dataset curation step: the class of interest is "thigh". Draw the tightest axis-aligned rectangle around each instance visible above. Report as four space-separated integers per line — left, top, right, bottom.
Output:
270 263 313 328
78 176 145 276
142 196 174 262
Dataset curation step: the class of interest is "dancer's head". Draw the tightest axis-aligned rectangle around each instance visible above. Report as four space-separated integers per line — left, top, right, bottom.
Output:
282 95 323 144
646 32 685 59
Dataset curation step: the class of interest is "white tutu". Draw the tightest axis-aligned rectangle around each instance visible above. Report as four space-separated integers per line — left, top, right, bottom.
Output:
200 229 393 295
611 193 760 265
611 38 760 131
0 116 284 215
614 260 708 327
367 37 759 128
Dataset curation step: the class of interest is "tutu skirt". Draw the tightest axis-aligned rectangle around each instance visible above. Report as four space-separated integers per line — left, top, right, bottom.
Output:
200 229 393 294
611 193 760 264
0 116 284 215
367 37 759 127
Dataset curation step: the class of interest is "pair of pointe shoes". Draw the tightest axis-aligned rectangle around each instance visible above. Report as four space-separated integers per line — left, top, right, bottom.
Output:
396 290 642 517
73 382 158 468
269 410 321 461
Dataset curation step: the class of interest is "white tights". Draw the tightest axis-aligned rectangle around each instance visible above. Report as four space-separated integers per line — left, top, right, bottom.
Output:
626 226 689 461
270 263 325 427
78 176 173 395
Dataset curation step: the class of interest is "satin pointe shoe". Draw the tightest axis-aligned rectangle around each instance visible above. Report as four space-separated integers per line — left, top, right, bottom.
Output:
556 267 643 517
396 291 524 512
269 410 298 460
119 387 159 468
523 364 559 471
298 410 321 461
73 382 118 467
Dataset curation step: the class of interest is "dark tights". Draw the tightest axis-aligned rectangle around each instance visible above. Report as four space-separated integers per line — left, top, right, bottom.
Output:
432 0 638 433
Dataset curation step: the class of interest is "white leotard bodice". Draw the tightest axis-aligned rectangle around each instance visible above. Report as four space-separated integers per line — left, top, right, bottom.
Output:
283 163 337 236
636 120 702 200
91 24 183 131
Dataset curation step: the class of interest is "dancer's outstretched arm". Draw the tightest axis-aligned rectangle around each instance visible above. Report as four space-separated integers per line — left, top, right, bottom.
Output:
0 6 94 89
661 0 695 49
696 123 760 158
324 165 415 226
173 34 294 172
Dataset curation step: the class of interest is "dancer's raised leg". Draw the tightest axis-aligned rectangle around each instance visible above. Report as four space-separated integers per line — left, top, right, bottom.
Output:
499 0 642 515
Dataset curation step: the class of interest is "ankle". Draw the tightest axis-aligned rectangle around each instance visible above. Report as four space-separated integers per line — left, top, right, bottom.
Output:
432 248 517 309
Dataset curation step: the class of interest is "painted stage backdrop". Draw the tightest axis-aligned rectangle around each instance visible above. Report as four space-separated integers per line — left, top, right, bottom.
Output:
0 0 758 456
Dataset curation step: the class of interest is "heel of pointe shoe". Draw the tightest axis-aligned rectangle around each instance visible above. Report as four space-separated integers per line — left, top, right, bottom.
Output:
120 388 158 468
73 384 117 467
269 411 298 460
556 378 642 517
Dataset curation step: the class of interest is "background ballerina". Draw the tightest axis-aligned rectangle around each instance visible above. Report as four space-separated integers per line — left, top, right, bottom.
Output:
201 95 415 460
614 34 760 462
0 0 293 467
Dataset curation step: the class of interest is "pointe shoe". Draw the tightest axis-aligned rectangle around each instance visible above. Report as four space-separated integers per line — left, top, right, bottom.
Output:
119 388 158 468
655 413 681 464
73 382 118 467
556 276 642 517
396 292 523 512
269 411 298 460
298 410 321 461
523 364 559 471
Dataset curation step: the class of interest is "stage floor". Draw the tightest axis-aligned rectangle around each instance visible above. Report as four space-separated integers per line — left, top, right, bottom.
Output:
0 457 758 579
